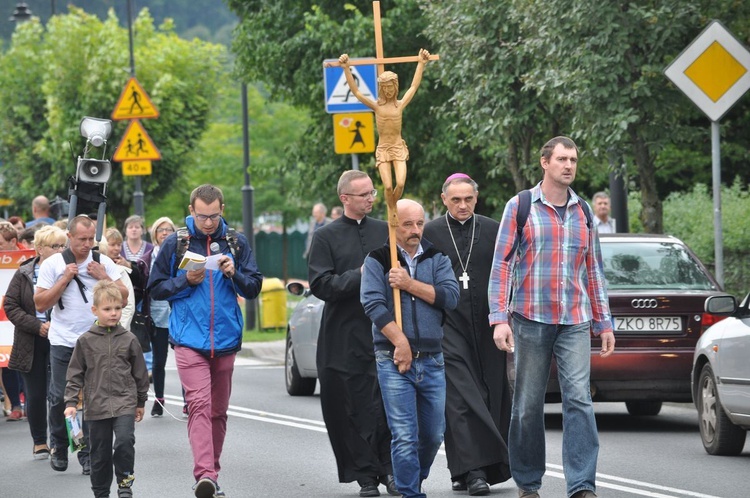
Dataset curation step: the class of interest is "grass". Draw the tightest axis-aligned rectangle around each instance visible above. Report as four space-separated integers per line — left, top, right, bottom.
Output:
243 328 286 342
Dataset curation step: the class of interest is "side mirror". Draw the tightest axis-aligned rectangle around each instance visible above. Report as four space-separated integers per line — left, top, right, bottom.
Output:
286 281 306 296
704 294 737 315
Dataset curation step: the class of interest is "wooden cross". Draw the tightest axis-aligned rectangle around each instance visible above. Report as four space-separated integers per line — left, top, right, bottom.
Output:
326 1 439 330
324 2 440 75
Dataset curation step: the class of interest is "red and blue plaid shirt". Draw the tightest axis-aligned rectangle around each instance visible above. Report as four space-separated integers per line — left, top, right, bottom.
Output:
488 183 612 335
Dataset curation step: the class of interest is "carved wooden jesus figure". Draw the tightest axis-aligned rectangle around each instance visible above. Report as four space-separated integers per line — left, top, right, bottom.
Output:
338 49 431 220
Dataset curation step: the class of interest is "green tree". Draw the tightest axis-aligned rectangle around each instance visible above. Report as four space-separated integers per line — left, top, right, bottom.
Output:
227 1 493 214
511 1 739 233
0 8 224 225
419 0 569 200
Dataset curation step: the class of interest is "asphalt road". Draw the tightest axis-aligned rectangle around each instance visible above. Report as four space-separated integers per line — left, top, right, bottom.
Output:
1 349 747 497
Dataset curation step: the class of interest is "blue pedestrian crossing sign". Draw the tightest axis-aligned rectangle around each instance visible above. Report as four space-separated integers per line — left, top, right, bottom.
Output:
323 61 378 114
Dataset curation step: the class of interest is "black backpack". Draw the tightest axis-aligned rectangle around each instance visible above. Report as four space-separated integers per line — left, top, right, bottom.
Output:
58 248 100 310
505 189 593 262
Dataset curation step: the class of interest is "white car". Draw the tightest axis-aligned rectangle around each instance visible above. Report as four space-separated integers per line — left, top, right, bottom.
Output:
692 293 750 455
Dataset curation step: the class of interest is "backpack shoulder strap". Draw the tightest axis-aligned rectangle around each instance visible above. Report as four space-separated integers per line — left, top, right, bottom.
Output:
173 227 191 276
58 248 89 310
225 227 241 261
505 190 531 262
577 198 593 231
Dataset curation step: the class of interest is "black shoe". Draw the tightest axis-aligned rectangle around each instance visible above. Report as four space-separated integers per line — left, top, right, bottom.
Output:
452 478 467 491
151 399 164 417
81 459 91 475
468 477 490 496
117 488 133 498
50 448 68 472
359 481 380 497
380 474 399 496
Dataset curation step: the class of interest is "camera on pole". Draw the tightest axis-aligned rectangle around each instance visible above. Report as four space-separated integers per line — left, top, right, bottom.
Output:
68 117 113 241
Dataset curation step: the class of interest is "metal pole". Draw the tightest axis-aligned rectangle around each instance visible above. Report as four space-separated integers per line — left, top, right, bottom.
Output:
241 83 257 330
351 153 359 170
608 168 628 233
126 0 144 217
711 121 723 288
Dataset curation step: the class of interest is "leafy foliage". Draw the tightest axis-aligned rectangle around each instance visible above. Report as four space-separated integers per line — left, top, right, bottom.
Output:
660 179 750 297
0 8 224 225
227 0 492 215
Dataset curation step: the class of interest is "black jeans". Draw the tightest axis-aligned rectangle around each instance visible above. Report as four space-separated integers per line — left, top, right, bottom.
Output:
89 415 136 498
19 335 50 446
2 367 23 407
150 326 169 399
49 345 89 463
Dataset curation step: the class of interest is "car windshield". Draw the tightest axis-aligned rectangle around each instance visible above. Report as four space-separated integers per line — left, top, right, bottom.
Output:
601 241 716 290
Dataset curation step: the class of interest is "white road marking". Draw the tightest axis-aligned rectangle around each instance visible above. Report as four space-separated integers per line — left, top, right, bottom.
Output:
160 367 721 498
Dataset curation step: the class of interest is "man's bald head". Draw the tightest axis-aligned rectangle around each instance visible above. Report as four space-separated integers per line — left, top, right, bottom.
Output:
32 195 51 218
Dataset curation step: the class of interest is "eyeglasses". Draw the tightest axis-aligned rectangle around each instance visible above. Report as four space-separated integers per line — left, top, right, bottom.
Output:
156 227 175 234
194 213 222 222
344 190 378 199
49 244 66 250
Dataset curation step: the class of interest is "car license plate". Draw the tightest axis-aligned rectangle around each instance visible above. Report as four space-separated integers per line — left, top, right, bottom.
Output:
614 316 681 333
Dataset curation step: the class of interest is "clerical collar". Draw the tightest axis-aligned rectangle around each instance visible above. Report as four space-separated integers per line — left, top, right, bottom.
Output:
342 214 366 225
447 212 473 225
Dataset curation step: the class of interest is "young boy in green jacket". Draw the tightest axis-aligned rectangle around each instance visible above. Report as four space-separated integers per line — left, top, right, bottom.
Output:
65 280 149 498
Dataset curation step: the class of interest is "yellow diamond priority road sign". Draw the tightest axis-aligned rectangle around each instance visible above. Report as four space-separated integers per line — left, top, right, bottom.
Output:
665 20 750 122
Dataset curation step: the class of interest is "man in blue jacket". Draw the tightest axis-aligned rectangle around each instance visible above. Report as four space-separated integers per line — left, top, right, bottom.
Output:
148 184 263 498
361 199 460 498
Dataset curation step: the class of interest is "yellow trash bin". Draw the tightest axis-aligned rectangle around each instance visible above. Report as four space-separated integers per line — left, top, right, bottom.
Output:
260 278 287 329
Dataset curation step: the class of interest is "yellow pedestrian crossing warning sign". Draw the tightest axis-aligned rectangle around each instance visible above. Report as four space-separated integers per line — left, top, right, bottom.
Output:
111 77 159 121
113 120 161 162
121 161 152 176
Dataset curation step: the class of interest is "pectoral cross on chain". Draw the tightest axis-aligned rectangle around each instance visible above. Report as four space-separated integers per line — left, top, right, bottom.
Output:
459 271 470 290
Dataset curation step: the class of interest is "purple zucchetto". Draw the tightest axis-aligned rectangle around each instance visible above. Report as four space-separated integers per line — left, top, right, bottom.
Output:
444 173 473 184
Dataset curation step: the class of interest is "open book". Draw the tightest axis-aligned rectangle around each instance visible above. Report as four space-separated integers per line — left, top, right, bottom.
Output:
178 250 223 271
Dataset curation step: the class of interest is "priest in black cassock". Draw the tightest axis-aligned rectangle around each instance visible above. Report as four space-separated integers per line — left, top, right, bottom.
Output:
308 170 396 497
423 173 512 496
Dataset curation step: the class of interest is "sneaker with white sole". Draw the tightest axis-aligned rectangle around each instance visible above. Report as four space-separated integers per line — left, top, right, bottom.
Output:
193 477 217 498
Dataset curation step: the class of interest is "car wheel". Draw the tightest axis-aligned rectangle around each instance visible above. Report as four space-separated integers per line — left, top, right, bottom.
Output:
625 400 662 416
698 363 746 455
285 332 316 396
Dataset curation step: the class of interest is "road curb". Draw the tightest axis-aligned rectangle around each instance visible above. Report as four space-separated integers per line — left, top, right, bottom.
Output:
239 339 285 364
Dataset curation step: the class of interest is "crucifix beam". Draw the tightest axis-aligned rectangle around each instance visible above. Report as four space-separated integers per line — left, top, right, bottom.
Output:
324 54 440 68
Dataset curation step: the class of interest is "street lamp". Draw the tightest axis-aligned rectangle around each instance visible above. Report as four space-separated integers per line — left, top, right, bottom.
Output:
8 2 32 23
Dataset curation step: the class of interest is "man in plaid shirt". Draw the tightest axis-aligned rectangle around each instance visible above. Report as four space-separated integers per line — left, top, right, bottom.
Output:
488 136 615 498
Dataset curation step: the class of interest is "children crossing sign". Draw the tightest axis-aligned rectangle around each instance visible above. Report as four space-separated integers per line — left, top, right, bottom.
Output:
333 113 375 154
323 62 378 113
113 120 161 163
